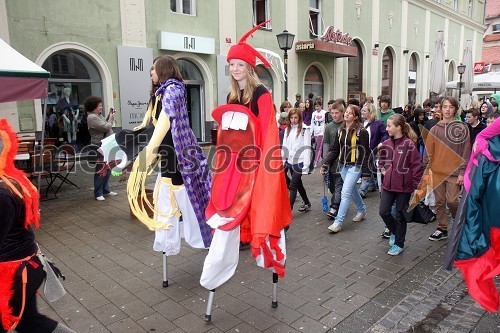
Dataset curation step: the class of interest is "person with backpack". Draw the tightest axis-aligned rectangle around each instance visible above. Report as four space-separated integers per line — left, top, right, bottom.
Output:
378 114 423 255
321 105 370 233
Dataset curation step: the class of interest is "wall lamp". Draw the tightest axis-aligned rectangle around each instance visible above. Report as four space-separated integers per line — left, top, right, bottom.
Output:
445 59 449 63
425 55 430 59
403 49 409 54
374 43 379 48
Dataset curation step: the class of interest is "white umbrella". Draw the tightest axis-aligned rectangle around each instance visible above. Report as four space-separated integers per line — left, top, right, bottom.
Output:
460 40 473 111
446 72 500 91
429 31 446 96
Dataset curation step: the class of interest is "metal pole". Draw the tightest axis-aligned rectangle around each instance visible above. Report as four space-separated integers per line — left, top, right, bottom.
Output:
284 50 288 101
458 73 463 105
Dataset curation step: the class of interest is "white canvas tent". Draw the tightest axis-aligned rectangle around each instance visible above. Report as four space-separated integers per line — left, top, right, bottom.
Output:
446 71 500 92
0 38 51 192
0 38 50 103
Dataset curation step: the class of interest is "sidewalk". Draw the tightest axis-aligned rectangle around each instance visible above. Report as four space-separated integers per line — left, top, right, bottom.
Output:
34 165 498 332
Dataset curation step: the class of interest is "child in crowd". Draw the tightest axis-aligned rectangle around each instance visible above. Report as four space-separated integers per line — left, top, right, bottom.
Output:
312 100 327 167
378 114 423 255
423 96 471 241
282 108 312 212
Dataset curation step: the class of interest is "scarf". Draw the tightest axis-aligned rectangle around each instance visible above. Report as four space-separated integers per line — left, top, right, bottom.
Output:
156 79 213 247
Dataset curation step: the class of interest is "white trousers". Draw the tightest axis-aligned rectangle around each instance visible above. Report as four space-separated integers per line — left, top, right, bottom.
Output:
200 228 286 290
153 176 206 255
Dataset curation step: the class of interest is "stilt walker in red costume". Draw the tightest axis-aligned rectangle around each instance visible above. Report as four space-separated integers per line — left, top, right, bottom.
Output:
0 119 74 333
200 21 293 322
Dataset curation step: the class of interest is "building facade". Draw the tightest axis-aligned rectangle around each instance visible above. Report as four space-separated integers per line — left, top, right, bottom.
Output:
0 0 485 141
482 0 500 72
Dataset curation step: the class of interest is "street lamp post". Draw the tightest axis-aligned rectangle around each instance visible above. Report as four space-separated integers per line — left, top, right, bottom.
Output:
457 63 466 104
276 30 295 101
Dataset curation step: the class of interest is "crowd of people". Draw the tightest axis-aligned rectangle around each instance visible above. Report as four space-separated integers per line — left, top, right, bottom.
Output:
279 92 499 256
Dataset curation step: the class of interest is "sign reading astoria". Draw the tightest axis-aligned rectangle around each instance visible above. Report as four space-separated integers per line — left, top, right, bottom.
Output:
320 26 353 46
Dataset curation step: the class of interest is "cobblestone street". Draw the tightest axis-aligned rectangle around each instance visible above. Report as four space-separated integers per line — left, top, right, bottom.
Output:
34 162 499 332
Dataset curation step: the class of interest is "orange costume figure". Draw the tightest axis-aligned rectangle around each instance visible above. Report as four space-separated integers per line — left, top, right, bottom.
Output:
200 21 292 321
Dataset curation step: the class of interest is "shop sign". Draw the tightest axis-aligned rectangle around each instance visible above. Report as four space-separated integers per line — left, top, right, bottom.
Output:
117 46 153 130
159 31 215 55
295 42 315 51
320 26 353 46
474 62 485 74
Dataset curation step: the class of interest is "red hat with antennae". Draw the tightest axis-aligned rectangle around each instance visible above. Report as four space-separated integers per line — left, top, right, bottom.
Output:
227 21 271 68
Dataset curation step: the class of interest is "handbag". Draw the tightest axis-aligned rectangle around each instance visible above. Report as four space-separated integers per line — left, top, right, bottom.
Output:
403 202 436 224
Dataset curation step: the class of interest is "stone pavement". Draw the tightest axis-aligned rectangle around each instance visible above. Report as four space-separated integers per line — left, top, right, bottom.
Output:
33 159 499 332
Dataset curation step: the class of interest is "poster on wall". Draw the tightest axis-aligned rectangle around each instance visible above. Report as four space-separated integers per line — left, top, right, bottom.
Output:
117 46 153 130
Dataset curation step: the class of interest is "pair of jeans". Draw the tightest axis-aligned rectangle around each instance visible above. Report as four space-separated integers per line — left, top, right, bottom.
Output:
328 172 343 211
334 165 366 224
379 190 411 248
94 161 111 197
285 163 309 209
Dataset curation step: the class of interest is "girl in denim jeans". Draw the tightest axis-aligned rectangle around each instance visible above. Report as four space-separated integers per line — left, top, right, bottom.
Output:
321 105 370 233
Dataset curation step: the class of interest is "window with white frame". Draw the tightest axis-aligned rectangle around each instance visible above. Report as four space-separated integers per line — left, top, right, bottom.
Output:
468 0 473 17
453 0 459 11
253 0 271 29
170 0 196 15
493 24 500 34
309 0 322 38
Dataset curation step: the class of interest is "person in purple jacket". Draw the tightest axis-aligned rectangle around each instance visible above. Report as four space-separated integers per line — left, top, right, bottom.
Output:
377 114 423 255
359 103 388 198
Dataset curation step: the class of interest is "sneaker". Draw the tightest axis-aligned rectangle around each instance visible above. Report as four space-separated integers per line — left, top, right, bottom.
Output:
429 229 448 241
388 245 404 255
298 202 311 212
352 211 366 222
95 196 105 201
328 222 342 233
326 208 337 219
359 190 367 199
389 234 395 246
356 179 362 184
381 228 391 239
104 191 117 196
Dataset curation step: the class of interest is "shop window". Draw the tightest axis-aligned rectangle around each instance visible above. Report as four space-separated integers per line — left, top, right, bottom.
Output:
42 51 102 147
304 65 324 101
381 48 393 100
170 0 196 15
255 65 274 95
348 40 363 94
408 53 418 105
253 0 271 29
309 0 323 38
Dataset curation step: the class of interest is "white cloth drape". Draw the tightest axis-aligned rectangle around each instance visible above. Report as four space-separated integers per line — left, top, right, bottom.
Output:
429 31 446 96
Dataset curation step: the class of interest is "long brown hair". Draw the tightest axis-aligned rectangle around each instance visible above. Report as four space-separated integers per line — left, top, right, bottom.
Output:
388 114 418 142
154 55 183 84
341 105 363 136
228 62 261 105
286 108 303 138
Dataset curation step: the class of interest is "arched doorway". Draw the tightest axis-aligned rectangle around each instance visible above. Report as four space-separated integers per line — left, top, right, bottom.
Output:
408 53 418 105
381 48 394 99
178 59 205 141
304 65 324 101
447 61 456 96
348 40 363 95
255 65 274 96
42 51 102 146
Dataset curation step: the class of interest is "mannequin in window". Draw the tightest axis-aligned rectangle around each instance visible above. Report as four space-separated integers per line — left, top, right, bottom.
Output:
57 88 78 143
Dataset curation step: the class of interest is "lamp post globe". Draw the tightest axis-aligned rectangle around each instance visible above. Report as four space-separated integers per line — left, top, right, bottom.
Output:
276 30 295 101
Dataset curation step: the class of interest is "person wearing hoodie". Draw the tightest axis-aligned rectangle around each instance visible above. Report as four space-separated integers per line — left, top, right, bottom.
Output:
423 96 471 241
378 114 423 255
410 108 427 156
479 99 493 125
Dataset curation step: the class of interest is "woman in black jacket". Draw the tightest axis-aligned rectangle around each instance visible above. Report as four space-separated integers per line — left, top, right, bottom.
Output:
321 105 371 233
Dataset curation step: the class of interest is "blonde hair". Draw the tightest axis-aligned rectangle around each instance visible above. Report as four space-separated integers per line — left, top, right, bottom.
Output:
388 114 418 142
364 103 378 123
228 62 261 105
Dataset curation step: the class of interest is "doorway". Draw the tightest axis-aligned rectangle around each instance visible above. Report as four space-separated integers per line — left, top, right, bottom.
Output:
178 59 205 142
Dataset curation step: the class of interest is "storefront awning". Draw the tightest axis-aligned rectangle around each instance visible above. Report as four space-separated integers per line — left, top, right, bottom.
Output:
295 40 358 58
